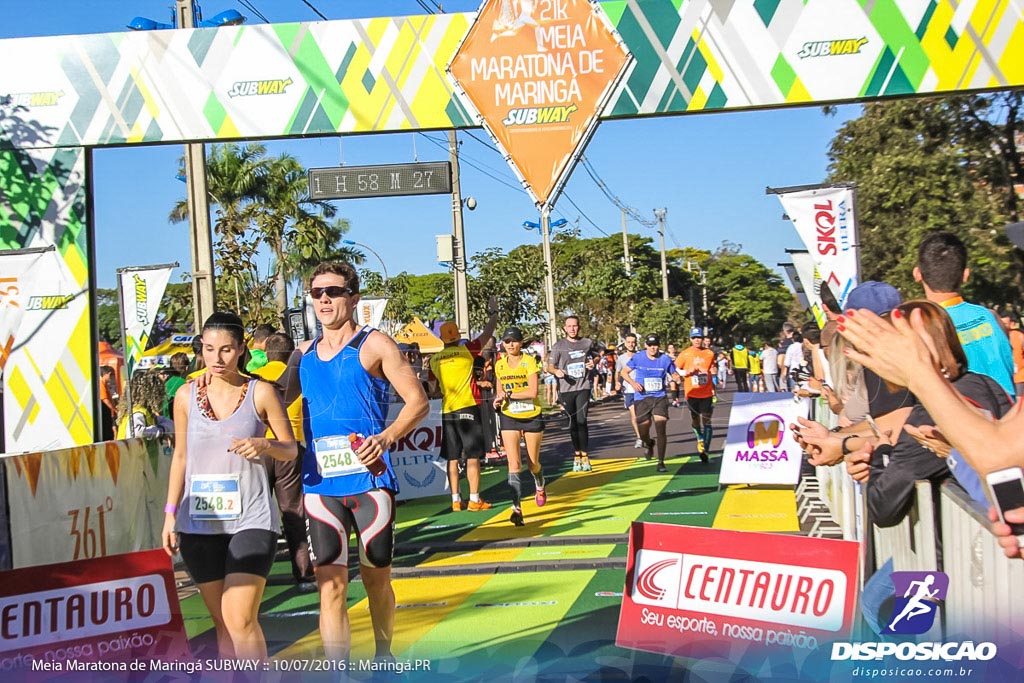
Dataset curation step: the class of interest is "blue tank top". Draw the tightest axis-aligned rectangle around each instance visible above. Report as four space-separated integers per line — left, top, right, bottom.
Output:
627 352 675 399
300 327 398 495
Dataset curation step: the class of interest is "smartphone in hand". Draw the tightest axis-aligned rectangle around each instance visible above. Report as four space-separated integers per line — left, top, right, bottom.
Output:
986 466 1024 547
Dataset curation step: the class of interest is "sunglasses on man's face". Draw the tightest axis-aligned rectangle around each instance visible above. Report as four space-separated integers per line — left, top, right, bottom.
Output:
309 285 354 299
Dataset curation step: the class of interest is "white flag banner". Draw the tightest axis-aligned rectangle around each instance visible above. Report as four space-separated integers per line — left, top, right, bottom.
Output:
780 262 810 311
354 296 389 330
790 251 827 328
776 185 859 308
118 264 175 376
0 248 53 375
719 393 810 486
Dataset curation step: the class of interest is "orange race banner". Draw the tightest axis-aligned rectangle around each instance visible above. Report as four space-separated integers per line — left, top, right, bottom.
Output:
449 0 629 205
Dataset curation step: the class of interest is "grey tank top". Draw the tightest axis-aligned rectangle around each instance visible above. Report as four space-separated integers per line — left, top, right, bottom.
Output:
175 380 279 535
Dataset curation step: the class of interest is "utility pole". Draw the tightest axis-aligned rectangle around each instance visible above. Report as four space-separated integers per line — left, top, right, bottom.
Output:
449 130 471 338
621 208 631 276
540 206 559 348
654 208 668 301
177 0 216 331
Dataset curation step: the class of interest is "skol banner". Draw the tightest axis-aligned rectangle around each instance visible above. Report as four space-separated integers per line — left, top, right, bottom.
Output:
616 523 859 662
0 549 190 673
774 185 859 309
448 0 630 205
719 393 810 486
117 264 176 377
389 399 449 502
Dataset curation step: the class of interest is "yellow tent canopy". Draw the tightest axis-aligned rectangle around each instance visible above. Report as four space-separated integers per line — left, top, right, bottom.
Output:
393 317 444 354
138 333 195 370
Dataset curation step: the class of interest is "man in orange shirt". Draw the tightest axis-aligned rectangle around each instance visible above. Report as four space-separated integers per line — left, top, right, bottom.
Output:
997 308 1024 397
674 328 715 463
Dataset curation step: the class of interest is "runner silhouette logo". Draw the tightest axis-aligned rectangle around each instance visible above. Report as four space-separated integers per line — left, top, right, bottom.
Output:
883 571 948 634
632 550 681 606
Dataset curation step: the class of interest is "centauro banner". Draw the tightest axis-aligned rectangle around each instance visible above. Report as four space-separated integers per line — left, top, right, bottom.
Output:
117 264 176 377
775 185 860 310
449 0 630 205
616 523 859 662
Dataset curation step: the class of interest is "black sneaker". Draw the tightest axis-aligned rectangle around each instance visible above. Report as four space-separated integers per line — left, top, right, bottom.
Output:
656 462 668 473
510 508 525 527
700 452 709 464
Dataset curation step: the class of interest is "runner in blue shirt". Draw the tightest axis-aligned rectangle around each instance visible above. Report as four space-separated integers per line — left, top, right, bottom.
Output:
621 334 683 472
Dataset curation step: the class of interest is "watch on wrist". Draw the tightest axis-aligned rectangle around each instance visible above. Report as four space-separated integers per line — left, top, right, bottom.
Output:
841 434 857 456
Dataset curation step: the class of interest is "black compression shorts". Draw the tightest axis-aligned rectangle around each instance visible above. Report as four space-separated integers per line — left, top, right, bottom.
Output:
304 489 395 569
178 529 279 584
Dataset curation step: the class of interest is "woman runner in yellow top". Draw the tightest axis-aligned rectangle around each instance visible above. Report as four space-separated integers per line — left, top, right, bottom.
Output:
493 327 547 527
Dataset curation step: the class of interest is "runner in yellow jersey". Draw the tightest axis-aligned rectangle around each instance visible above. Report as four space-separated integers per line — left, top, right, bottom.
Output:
429 299 499 513
493 327 547 527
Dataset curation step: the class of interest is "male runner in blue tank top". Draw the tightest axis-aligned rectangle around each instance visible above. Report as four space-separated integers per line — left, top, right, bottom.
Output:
285 262 429 662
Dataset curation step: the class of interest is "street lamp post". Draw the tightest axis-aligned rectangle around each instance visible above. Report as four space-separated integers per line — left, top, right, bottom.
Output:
129 1 246 332
343 240 389 281
448 130 473 339
524 213 567 348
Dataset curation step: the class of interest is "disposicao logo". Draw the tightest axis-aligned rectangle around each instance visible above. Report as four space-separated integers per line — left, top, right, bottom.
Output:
227 78 294 97
797 37 869 59
883 571 947 635
746 414 785 448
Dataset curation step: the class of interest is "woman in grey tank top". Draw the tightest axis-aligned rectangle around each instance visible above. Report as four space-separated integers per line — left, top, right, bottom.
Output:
161 312 297 660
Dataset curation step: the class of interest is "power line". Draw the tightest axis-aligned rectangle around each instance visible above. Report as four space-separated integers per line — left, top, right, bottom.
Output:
579 155 657 229
560 193 609 237
236 0 270 24
298 0 328 21
417 133 523 191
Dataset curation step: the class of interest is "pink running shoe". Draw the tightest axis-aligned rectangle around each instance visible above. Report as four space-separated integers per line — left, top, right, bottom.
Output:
535 488 547 507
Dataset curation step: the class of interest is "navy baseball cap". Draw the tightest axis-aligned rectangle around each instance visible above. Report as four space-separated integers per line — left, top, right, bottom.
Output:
845 281 902 315
689 327 703 338
644 334 661 346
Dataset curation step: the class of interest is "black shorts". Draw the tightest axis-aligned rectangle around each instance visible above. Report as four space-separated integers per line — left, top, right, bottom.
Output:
498 413 545 433
178 529 279 584
686 395 714 417
440 406 485 461
634 396 670 422
304 490 395 569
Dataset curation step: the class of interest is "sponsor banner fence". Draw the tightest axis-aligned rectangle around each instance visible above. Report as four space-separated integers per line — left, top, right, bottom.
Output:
3 438 172 569
0 549 190 672
774 185 859 309
616 522 859 662
719 393 809 486
388 399 449 502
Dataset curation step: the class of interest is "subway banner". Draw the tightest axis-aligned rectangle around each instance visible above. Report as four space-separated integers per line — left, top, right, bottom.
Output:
616 523 859 662
117 264 176 377
774 185 860 309
0 549 190 672
1 2 1022 151
719 393 810 486
4 438 172 569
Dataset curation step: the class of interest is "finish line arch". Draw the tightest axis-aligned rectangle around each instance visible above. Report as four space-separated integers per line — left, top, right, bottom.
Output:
2 0 1022 449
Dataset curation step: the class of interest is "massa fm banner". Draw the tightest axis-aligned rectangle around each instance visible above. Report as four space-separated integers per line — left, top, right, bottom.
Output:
0 1 1021 149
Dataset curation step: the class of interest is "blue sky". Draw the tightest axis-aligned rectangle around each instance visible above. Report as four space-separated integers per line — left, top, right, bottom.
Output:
1 0 859 296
